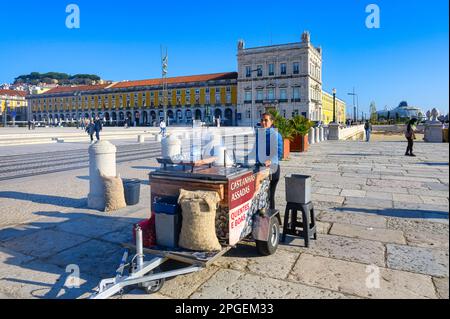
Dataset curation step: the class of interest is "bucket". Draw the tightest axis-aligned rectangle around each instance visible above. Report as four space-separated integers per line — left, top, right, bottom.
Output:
123 179 141 206
285 174 312 204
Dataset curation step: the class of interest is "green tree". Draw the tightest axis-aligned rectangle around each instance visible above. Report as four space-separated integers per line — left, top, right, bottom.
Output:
369 101 377 123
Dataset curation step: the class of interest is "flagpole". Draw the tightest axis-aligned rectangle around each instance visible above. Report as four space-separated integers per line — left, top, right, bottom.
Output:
161 46 168 125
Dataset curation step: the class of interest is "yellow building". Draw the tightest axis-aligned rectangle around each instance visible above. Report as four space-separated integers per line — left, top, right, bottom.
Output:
322 90 346 124
0 90 28 122
28 72 238 126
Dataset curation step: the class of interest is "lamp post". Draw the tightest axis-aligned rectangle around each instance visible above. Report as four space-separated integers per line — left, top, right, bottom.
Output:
348 88 359 124
332 88 337 123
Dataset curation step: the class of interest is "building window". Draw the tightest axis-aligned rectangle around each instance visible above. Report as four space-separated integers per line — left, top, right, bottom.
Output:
246 66 251 78
267 88 275 101
226 93 231 104
245 91 252 102
293 62 300 75
256 90 263 101
293 87 300 100
268 64 274 76
281 63 287 75
280 89 287 101
215 89 221 104
257 65 263 77
195 89 200 95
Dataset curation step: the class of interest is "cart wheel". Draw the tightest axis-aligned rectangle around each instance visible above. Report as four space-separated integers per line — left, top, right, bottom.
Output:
143 278 165 294
255 218 280 256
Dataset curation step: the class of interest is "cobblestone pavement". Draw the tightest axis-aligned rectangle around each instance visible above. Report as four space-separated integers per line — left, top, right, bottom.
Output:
0 138 448 299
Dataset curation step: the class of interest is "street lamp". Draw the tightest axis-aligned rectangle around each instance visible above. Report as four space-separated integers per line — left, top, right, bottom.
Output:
348 89 359 123
332 88 337 123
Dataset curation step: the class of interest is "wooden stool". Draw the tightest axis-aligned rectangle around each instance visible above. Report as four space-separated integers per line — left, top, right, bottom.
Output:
281 202 317 247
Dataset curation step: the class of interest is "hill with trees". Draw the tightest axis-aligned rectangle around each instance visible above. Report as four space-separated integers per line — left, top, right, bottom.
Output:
14 72 102 85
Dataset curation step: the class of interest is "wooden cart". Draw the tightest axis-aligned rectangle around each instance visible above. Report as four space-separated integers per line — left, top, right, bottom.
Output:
90 160 281 299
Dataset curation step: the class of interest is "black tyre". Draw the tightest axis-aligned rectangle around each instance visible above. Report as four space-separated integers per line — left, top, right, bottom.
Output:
255 218 280 256
143 278 165 294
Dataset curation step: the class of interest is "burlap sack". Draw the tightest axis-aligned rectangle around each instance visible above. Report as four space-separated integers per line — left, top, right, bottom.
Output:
101 173 127 212
178 189 222 252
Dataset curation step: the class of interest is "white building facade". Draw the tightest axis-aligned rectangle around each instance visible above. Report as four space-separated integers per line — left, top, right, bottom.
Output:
237 31 323 126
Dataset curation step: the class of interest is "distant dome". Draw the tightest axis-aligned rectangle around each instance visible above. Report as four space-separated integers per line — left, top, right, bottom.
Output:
376 102 423 120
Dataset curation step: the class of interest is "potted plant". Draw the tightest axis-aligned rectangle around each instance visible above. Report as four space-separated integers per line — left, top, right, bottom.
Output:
290 115 313 152
269 110 294 160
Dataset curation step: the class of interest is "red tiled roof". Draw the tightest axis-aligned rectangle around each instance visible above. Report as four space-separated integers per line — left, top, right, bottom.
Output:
0 89 27 97
111 72 238 89
44 84 110 95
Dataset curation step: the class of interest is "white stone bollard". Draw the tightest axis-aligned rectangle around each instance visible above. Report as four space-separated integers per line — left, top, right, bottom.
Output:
138 135 145 143
161 135 181 158
320 127 325 141
315 127 321 143
424 122 444 143
327 123 340 140
88 141 117 210
308 127 316 145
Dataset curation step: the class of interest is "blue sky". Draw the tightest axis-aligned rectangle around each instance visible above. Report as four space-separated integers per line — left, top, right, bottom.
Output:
0 0 448 115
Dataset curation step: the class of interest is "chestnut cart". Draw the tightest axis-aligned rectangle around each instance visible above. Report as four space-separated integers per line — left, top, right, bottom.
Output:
90 160 281 299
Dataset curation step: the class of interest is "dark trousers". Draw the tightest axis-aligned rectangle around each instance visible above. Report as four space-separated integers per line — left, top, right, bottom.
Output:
269 165 281 210
90 134 94 142
96 131 100 141
406 138 414 154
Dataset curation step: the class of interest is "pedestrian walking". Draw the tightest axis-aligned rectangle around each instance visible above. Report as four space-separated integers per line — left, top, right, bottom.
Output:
28 120 32 130
364 120 372 142
86 119 95 143
405 118 418 157
160 120 167 137
94 116 103 141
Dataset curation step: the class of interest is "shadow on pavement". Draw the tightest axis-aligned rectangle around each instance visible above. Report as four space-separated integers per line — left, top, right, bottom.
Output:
334 207 448 219
416 162 449 166
131 166 160 171
0 210 143 299
0 191 87 209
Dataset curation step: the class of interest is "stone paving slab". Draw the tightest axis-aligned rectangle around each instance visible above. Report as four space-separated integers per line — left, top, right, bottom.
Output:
288 254 437 299
317 211 387 228
213 244 300 280
329 223 406 244
344 196 395 209
340 189 367 198
0 259 98 299
386 244 449 277
433 277 449 299
1 229 91 259
363 185 409 194
45 239 124 279
159 265 220 299
191 269 353 299
54 215 133 239
279 234 386 267
420 196 449 206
